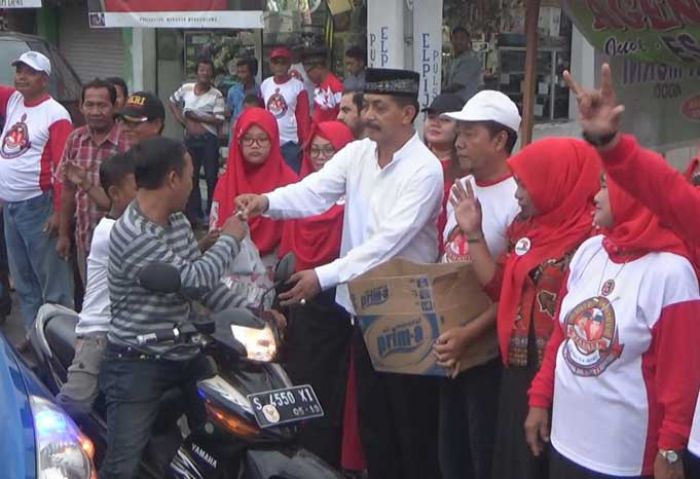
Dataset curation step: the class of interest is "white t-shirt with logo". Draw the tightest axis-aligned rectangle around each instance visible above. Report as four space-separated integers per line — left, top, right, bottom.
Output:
0 88 72 203
549 235 700 476
442 174 519 263
75 217 115 335
170 82 226 137
261 76 306 145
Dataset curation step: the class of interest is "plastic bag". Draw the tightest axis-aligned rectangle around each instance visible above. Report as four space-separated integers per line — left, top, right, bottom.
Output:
220 234 275 310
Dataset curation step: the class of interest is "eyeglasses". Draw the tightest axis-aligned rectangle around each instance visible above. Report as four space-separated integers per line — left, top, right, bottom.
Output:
240 136 270 147
309 146 336 158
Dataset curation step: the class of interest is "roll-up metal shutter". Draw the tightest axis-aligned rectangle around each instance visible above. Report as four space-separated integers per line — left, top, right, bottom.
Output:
58 3 126 82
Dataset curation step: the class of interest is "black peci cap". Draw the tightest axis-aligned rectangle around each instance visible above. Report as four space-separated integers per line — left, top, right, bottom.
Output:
364 68 420 97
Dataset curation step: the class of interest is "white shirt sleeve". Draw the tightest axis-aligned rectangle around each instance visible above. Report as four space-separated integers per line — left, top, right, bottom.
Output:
265 144 352 218
169 85 184 105
213 92 226 120
314 167 443 290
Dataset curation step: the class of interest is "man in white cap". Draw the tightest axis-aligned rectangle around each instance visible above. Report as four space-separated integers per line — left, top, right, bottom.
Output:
0 51 74 337
432 89 521 479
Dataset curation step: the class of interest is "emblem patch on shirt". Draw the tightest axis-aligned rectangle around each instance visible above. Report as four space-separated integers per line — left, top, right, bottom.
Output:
444 228 471 263
267 88 289 119
1 113 32 159
561 296 624 377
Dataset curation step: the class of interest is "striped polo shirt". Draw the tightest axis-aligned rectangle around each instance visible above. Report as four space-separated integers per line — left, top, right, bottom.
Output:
108 201 242 360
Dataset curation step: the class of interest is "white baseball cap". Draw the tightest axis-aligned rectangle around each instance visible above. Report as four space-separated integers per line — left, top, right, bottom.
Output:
442 90 521 132
12 51 52 76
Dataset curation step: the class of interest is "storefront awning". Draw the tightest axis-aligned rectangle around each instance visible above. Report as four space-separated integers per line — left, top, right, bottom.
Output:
86 0 265 29
561 0 700 66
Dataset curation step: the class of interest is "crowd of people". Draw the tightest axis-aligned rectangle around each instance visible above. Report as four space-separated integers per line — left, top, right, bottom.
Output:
1 36 700 479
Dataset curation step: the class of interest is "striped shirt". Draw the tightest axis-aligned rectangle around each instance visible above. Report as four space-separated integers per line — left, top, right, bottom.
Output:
108 202 242 360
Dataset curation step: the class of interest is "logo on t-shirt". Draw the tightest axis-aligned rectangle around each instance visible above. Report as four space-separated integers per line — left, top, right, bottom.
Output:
1 113 32 159
561 297 624 377
267 88 289 119
444 227 471 263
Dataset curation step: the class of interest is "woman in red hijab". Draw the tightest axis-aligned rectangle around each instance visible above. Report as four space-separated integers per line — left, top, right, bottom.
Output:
451 138 601 479
279 120 356 469
525 174 700 479
210 107 297 264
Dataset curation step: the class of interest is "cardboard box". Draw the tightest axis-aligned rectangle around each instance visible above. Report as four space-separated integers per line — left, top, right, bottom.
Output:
348 259 497 377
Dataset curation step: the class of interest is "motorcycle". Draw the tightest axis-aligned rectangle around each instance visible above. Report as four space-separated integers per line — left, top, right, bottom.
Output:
29 253 343 478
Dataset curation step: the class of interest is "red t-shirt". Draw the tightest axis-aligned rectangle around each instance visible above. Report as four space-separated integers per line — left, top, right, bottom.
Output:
312 73 344 124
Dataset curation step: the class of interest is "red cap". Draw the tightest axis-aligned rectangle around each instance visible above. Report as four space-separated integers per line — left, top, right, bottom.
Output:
270 46 292 60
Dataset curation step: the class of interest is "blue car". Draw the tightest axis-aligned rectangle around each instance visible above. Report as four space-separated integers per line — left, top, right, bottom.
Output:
0 332 96 479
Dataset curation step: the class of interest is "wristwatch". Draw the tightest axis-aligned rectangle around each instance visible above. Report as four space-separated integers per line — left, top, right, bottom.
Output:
466 232 483 244
582 130 618 148
659 449 681 464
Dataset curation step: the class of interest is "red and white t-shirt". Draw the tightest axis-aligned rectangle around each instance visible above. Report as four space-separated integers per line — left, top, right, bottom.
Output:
312 73 344 124
530 235 700 476
442 174 519 263
261 76 310 145
0 86 72 210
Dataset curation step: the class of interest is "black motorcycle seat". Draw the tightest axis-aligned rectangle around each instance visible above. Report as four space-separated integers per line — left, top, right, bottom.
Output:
45 312 78 370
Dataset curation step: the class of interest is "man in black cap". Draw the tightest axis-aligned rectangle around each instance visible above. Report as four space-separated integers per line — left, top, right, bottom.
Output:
118 91 166 145
236 68 444 479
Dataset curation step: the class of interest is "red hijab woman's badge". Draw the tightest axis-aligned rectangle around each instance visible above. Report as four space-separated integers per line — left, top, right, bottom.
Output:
514 237 532 256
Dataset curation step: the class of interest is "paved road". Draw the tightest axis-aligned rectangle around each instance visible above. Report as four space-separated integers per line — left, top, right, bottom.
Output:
1 293 24 349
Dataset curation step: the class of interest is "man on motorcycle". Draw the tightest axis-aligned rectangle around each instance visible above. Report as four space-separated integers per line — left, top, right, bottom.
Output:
99 136 248 479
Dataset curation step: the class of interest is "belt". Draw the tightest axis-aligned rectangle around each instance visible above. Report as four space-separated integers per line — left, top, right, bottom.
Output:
107 343 162 360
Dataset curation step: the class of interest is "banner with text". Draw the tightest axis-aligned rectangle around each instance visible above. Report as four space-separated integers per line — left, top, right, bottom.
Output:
612 56 700 151
0 0 41 7
412 0 443 111
561 0 700 66
367 0 404 68
87 0 264 29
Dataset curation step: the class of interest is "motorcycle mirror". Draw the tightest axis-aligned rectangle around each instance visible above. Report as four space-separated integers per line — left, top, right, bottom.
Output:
274 253 296 284
211 308 265 330
138 263 181 293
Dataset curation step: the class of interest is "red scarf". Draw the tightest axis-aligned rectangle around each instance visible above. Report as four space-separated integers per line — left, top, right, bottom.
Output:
212 108 298 256
603 176 689 263
498 138 602 361
279 121 354 271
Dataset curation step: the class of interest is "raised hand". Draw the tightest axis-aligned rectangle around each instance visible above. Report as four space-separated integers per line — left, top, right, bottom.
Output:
450 179 483 237
564 63 626 139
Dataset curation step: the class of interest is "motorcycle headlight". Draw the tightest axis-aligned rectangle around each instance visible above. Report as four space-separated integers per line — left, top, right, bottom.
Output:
29 395 96 479
231 324 277 362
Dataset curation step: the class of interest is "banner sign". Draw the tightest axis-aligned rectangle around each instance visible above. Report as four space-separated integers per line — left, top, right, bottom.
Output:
612 55 700 151
412 0 443 111
367 0 404 68
0 0 41 7
87 0 264 29
561 0 700 65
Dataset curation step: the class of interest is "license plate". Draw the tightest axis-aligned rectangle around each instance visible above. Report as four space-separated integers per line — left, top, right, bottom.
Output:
248 385 324 428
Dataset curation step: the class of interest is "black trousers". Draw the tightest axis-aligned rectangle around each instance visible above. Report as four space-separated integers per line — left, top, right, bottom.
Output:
185 132 220 225
99 349 214 479
353 326 441 479
439 357 501 479
283 289 353 468
687 450 700 479
550 446 652 479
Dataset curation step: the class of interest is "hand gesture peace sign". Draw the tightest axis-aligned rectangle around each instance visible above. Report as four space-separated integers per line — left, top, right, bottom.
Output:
564 63 626 141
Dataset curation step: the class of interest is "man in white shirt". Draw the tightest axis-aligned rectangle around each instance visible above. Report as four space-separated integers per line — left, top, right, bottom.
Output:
433 90 521 479
237 68 444 479
56 152 136 421
0 51 74 335
169 58 226 227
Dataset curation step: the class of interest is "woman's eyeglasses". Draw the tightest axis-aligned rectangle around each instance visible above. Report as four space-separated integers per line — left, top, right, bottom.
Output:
309 146 336 158
240 136 270 147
